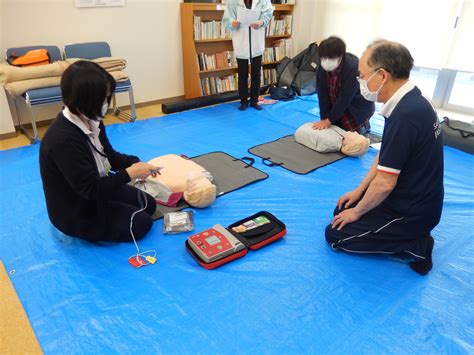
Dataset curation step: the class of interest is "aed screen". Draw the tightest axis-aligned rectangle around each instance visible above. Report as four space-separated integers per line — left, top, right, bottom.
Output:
205 236 220 245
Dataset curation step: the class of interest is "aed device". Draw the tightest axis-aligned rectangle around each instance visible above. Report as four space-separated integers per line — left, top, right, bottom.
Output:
186 211 286 270
188 224 245 263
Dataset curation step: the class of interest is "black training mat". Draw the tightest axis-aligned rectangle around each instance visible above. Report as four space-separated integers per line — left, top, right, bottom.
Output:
365 132 382 144
152 152 268 220
248 135 346 175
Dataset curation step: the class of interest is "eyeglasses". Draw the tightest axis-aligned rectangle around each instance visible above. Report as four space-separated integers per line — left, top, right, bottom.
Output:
357 67 382 81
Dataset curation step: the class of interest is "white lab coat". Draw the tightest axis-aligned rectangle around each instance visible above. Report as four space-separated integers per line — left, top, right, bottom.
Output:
222 0 274 60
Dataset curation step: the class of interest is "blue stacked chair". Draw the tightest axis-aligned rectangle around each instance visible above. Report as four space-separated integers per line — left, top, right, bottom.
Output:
63 42 137 122
5 45 63 143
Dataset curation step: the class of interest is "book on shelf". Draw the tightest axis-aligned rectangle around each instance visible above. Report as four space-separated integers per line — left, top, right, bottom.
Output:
197 39 292 71
194 16 231 41
200 70 277 96
265 15 293 36
200 74 239 96
273 0 295 4
261 69 277 86
263 38 293 63
196 51 237 71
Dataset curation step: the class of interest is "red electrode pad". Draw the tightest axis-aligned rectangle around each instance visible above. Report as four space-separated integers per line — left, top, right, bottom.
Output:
128 255 147 268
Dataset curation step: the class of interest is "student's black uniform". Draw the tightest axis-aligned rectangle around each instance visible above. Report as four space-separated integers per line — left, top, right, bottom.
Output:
40 112 156 242
325 86 444 260
317 53 375 133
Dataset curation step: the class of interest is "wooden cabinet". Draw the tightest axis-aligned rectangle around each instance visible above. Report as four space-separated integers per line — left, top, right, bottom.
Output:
180 2 295 99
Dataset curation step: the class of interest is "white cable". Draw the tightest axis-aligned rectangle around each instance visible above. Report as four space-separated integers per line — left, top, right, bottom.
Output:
129 187 156 266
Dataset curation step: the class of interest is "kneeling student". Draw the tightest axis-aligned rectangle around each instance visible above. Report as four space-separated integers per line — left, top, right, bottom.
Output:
40 61 160 242
313 36 375 133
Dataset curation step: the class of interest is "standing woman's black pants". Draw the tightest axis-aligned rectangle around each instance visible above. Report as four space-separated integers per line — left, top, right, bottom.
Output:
237 55 262 105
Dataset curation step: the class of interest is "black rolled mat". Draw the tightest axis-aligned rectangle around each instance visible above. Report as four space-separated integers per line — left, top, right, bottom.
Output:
248 135 346 175
152 152 268 220
162 87 270 114
441 117 474 154
162 92 239 114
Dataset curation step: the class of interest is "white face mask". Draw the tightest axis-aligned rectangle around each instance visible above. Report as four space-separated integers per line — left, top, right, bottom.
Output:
358 70 384 102
100 101 109 118
321 57 340 72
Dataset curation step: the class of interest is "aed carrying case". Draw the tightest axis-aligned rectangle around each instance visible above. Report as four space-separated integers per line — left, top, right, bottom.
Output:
185 211 286 269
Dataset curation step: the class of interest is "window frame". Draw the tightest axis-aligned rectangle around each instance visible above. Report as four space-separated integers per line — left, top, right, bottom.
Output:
414 67 474 115
441 70 474 115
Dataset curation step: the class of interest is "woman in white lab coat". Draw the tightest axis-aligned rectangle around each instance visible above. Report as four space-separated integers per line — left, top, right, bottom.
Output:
223 0 273 111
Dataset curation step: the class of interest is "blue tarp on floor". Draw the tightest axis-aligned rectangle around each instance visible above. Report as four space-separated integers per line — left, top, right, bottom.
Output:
0 95 473 353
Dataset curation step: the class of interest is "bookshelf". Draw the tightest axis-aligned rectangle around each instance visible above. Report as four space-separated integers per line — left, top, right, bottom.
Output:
180 2 295 99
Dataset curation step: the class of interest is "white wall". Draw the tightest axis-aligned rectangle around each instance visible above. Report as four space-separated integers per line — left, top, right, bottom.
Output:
0 0 3 57
1 0 184 126
292 0 323 54
0 0 16 137
447 0 474 72
0 88 16 137
378 0 458 69
292 0 382 59
292 0 466 70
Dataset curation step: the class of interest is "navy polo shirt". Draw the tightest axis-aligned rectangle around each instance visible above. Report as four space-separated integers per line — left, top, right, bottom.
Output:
378 84 444 234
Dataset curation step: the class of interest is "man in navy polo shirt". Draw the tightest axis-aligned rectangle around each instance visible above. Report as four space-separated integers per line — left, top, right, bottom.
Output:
325 40 444 276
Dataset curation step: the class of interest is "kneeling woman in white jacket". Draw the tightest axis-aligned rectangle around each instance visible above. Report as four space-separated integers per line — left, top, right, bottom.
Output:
223 0 273 111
